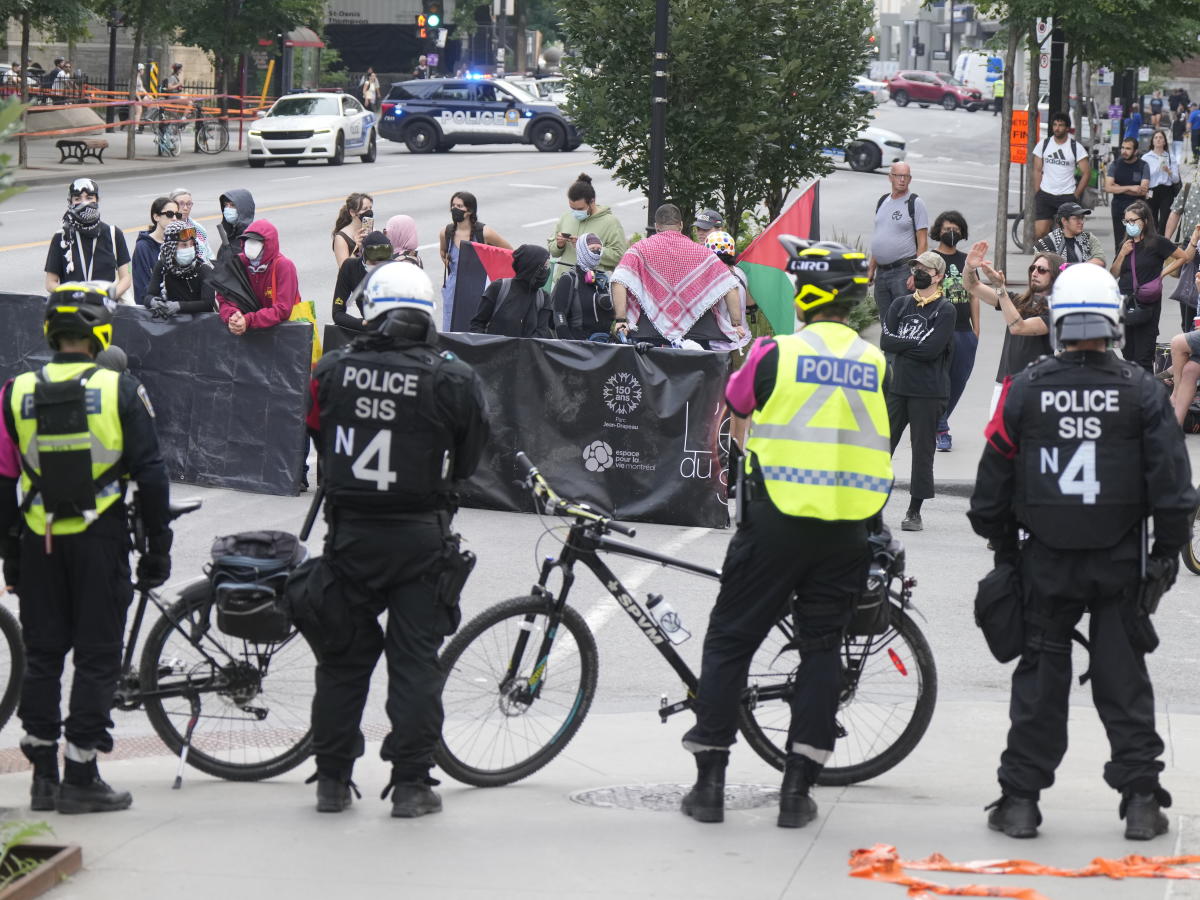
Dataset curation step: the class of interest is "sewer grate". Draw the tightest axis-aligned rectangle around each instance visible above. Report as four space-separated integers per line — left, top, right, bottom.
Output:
569 783 779 812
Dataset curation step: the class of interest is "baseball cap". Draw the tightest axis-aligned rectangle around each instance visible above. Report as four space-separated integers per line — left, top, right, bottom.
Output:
694 209 723 230
1056 201 1091 220
911 250 946 276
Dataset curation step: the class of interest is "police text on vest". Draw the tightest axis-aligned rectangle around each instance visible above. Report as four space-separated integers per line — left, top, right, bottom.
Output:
1040 389 1117 440
795 356 878 391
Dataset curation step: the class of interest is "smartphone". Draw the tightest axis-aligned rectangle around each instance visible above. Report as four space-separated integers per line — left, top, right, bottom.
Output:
362 215 374 231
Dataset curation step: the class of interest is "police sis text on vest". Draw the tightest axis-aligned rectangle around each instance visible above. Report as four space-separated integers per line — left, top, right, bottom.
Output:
342 364 422 423
1039 388 1120 440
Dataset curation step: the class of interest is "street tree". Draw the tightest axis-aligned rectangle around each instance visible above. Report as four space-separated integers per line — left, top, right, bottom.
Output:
560 0 874 237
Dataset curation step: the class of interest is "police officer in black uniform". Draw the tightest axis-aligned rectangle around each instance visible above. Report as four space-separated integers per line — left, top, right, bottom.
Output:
969 264 1196 841
305 261 488 817
0 282 172 813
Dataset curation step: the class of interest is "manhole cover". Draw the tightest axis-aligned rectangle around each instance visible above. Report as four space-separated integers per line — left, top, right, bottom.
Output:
569 783 779 812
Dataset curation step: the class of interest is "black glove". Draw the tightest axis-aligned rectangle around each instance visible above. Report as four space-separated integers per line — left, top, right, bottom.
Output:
1 536 18 596
136 529 173 590
1146 552 1180 595
634 341 654 355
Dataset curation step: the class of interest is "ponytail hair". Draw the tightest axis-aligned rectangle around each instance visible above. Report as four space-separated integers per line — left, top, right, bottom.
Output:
333 191 373 234
567 172 595 204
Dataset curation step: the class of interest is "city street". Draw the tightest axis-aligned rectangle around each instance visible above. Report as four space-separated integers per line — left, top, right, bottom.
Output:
2 102 1200 899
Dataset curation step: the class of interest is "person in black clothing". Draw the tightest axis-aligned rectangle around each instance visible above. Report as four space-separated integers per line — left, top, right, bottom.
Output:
880 250 955 532
332 231 394 334
969 263 1196 841
216 189 255 256
304 262 489 817
551 232 615 340
1106 139 1151 253
930 211 976 452
44 178 132 298
1111 199 1188 372
142 222 216 316
470 244 555 338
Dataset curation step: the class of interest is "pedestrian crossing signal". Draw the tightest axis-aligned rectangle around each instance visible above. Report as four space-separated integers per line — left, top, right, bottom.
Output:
416 13 427 39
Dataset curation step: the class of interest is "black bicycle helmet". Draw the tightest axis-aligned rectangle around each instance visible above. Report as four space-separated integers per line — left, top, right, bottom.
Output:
778 236 869 314
45 281 115 353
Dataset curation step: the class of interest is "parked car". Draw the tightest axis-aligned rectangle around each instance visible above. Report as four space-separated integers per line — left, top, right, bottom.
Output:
378 77 582 152
854 75 889 105
887 70 983 111
824 124 907 172
246 92 377 167
509 76 567 105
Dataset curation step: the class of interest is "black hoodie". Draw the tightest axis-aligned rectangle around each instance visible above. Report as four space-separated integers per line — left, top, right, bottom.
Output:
470 244 554 338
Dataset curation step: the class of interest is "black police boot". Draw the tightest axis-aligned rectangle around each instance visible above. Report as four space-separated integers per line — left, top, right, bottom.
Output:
20 743 59 812
985 794 1041 838
382 773 443 819
307 770 360 813
56 758 133 814
1121 785 1171 841
777 755 820 829
680 750 728 823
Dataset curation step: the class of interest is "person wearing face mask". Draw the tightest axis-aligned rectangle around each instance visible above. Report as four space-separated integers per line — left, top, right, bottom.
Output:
929 211 977 453
212 220 300 336
142 222 216 316
167 188 212 262
550 232 616 340
44 178 131 298
332 231 395 333
546 173 628 280
1111 199 1189 372
1105 139 1151 253
469 244 556 338
215 189 256 255
880 251 956 532
439 191 511 332
132 197 181 303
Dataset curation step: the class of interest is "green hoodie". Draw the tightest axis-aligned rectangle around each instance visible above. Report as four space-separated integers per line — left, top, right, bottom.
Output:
546 204 629 275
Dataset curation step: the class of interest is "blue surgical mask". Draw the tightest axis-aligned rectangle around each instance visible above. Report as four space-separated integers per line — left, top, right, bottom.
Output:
570 208 588 221
223 207 239 225
1124 221 1142 237
175 246 196 266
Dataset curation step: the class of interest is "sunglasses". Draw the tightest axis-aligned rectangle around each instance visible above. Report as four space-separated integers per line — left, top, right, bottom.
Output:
159 210 181 219
1029 264 1051 274
363 243 394 262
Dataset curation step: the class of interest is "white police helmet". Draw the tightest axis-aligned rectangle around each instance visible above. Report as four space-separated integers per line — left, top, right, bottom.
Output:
1048 263 1124 351
360 261 437 325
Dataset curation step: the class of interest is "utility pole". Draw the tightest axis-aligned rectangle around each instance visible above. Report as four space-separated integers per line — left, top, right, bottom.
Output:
646 0 668 235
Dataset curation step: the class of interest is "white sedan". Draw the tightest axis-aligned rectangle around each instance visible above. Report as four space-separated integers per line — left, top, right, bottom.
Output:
855 75 890 105
823 125 907 172
247 92 377 168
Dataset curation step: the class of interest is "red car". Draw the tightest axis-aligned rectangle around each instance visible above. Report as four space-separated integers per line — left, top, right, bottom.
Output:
887 70 983 112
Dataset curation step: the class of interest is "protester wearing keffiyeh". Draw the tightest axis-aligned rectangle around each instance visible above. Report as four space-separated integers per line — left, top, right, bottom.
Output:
143 220 216 316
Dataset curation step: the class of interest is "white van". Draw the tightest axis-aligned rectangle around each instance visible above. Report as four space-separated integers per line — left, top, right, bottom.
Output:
953 51 1003 98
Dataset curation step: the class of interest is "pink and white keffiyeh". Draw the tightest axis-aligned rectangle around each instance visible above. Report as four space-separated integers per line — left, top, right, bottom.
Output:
611 230 740 343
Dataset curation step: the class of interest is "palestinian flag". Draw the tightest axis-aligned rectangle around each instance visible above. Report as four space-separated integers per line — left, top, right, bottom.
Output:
449 242 516 332
735 182 820 335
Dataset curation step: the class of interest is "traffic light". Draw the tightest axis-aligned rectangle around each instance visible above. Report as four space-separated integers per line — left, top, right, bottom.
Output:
424 1 442 29
416 13 427 39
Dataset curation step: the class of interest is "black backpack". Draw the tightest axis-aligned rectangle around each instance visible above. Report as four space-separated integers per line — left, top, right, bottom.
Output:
491 279 556 338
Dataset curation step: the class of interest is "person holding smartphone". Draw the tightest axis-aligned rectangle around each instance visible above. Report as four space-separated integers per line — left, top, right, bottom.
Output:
331 192 374 269
546 173 628 279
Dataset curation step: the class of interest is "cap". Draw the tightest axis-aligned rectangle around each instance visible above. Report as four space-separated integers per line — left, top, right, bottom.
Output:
911 250 946 276
694 209 723 230
362 230 393 262
1056 201 1091 220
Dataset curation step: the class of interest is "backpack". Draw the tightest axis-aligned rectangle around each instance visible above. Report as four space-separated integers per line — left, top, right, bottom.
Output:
492 279 556 338
876 192 920 243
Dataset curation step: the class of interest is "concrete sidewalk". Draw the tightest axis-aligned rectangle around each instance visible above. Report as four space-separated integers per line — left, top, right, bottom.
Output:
0 699 1196 899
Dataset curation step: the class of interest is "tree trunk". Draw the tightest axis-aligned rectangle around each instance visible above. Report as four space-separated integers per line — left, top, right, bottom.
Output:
127 23 144 160
18 12 30 167
514 0 527 73
1022 22 1040 256
1075 59 1087 147
993 23 1020 276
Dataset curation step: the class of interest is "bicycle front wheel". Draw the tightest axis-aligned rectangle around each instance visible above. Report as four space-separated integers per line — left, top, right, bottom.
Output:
436 595 598 787
737 606 937 786
0 603 25 732
196 120 229 154
1184 494 1200 575
140 591 315 781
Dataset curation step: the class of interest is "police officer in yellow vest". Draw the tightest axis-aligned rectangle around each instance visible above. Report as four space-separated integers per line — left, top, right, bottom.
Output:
681 239 892 829
0 282 172 814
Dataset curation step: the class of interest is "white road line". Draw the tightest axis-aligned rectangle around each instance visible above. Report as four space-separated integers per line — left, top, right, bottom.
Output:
509 183 557 190
270 175 312 182
416 242 439 251
616 198 645 207
522 217 559 228
921 178 999 192
2 208 35 214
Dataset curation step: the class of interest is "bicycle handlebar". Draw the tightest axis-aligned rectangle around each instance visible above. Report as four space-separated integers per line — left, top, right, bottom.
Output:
514 451 637 538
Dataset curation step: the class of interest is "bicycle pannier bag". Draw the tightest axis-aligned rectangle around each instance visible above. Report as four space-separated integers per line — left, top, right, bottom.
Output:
210 531 307 642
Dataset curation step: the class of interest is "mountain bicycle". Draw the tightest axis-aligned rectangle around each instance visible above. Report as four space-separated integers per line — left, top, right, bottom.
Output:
114 498 315 785
190 99 230 155
144 105 182 157
435 453 937 788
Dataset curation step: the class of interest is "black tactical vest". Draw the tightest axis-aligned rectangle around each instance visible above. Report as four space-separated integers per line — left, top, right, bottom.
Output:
319 345 456 511
1013 354 1146 549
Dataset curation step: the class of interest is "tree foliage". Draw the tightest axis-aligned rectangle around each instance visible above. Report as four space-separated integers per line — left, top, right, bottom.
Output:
560 0 874 236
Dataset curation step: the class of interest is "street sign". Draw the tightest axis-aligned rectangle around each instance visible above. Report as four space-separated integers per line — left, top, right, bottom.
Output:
1138 66 1150 81
1038 51 1050 82
1035 17 1053 47
1108 103 1122 121
1009 110 1038 164
1097 66 1113 86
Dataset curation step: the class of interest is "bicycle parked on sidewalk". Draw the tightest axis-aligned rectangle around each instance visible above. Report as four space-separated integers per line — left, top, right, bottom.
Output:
144 104 183 157
0 600 24 734
189 98 229 155
435 453 937 788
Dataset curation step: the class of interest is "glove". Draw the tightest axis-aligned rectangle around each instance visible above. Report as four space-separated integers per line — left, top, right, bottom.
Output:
1146 552 1180 595
634 341 654 354
136 529 173 590
1 536 18 596
150 298 181 319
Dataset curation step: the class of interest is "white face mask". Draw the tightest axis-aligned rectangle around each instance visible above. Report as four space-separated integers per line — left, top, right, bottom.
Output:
175 246 196 266
243 238 264 261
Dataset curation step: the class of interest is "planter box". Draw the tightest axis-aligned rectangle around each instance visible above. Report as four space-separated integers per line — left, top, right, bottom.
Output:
0 845 82 900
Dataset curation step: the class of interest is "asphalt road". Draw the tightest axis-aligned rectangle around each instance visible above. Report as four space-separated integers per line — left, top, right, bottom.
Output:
1 101 1198 761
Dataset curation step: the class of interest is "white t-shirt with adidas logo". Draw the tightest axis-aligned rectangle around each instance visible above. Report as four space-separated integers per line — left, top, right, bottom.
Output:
1034 135 1088 195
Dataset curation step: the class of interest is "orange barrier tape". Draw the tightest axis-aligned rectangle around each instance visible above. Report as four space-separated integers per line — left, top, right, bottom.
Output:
848 844 1200 899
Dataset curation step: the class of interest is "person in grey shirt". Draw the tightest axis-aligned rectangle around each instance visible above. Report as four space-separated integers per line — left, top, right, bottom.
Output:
869 163 929 323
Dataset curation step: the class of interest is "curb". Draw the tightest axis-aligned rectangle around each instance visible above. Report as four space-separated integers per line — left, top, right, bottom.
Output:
893 478 976 499
12 152 247 189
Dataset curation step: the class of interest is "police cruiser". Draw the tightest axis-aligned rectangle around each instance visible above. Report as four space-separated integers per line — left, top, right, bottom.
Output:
247 91 377 168
378 77 582 153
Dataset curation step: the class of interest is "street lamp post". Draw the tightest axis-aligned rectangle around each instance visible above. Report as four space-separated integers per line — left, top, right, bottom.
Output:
105 8 123 126
647 0 668 235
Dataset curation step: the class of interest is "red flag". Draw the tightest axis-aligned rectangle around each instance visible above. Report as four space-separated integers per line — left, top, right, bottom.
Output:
470 241 515 281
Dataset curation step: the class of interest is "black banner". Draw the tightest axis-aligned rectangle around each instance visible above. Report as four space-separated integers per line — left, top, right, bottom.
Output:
325 326 731 528
1 294 311 496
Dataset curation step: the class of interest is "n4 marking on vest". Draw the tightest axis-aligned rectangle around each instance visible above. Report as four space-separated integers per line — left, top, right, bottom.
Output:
796 356 878 391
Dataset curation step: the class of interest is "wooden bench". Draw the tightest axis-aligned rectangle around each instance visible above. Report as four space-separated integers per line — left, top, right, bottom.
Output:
55 138 108 164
